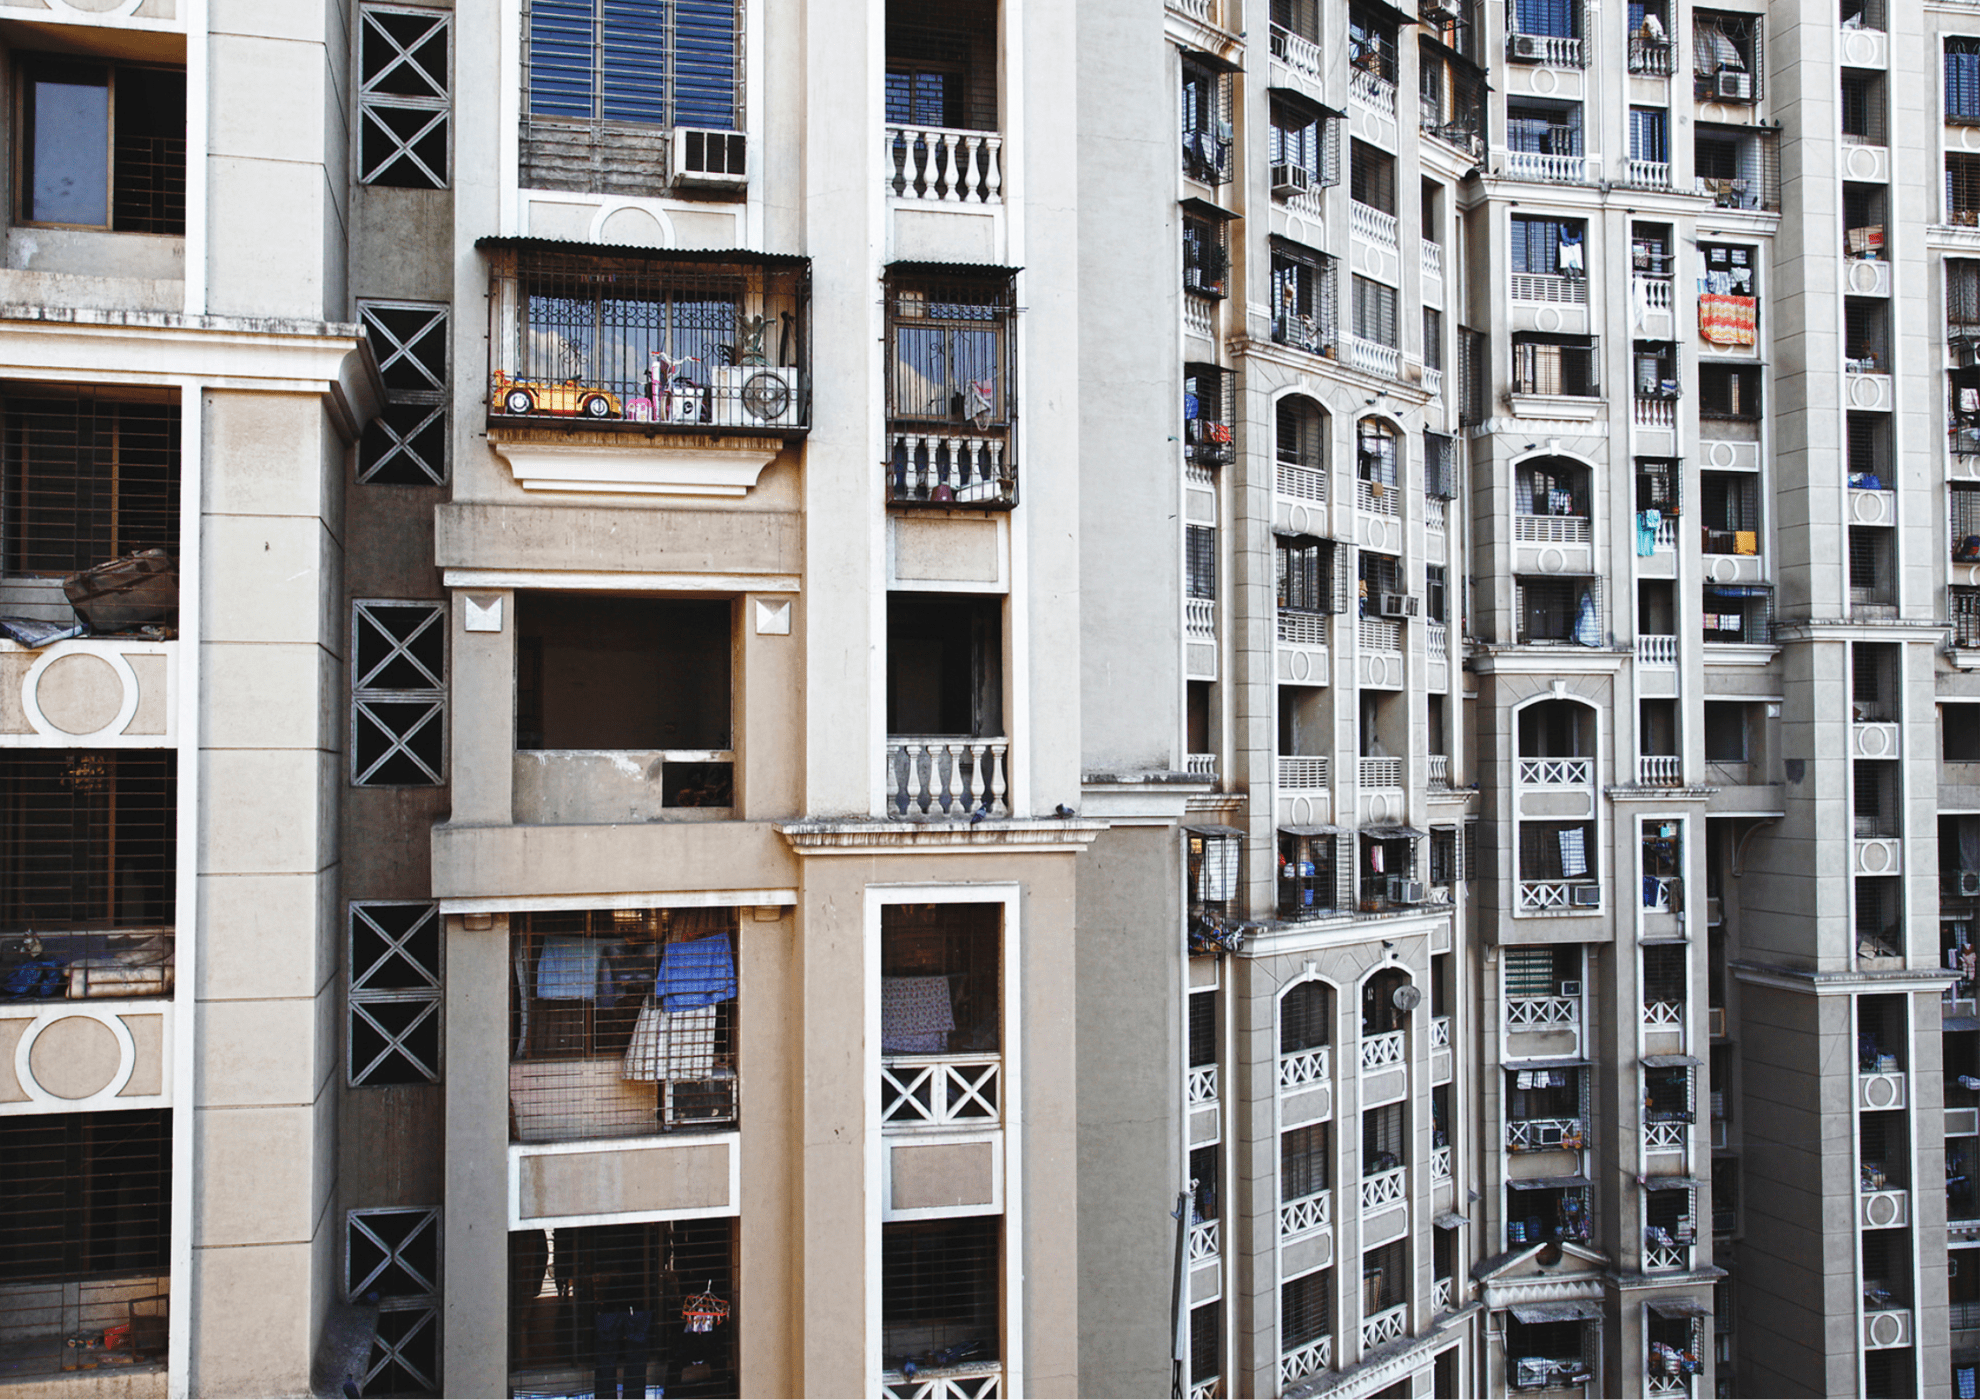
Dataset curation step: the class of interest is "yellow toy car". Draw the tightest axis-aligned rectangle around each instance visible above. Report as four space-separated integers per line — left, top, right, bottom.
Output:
490 371 622 419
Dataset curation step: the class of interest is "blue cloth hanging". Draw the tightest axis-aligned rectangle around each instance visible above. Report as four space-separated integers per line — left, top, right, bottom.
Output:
536 936 600 1001
656 933 737 1011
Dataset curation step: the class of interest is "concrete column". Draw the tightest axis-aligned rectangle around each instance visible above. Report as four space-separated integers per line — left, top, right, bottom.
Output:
442 913 511 1400
447 588 514 825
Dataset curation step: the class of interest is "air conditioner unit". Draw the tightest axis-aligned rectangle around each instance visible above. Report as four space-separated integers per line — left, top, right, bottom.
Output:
1570 886 1602 908
711 366 801 428
672 128 748 189
1708 1007 1726 1038
1271 162 1313 197
1714 70 1753 101
1956 338 1980 370
1963 870 1980 897
1510 33 1547 60
1420 0 1461 20
1392 878 1426 904
1560 980 1584 997
1378 593 1419 618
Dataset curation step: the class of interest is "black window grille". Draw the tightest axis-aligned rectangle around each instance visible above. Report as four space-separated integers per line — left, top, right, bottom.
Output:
1699 471 1760 550
359 301 450 485
1849 526 1895 608
1511 215 1585 277
1277 536 1342 614
521 0 740 194
886 0 998 130
1957 586 1980 648
359 6 450 188
1362 1101 1406 1173
1186 525 1217 601
1429 827 1457 887
884 1216 1000 1372
1504 945 1575 996
1634 341 1680 399
1350 140 1397 214
17 56 184 233
1952 260 1980 333
1701 585 1772 645
508 1219 736 1397
1185 363 1236 465
1189 988 1217 1068
1854 758 1900 837
1645 1065 1695 1123
2 392 179 617
1183 210 1230 299
508 907 740 1142
347 1206 440 1396
1419 45 1487 153
1852 643 1899 721
1189 1300 1220 1385
1848 412 1890 487
1359 549 1403 599
1426 564 1448 623
888 269 1014 430
1182 59 1234 185
1507 1065 1589 1124
1841 68 1885 143
1955 487 1980 561
1349 8 1399 83
1515 576 1601 644
1281 980 1332 1053
349 901 442 1086
1425 433 1456 497
1282 1267 1333 1348
1277 396 1328 478
1282 1124 1331 1201
1697 363 1761 419
1507 1180 1590 1246
1510 336 1598 396
1953 154 1980 224
1695 124 1780 210
1422 309 1445 375
1693 11 1761 102
882 901 1000 1058
1191 1143 1221 1222
352 599 445 786
1506 100 1584 157
1459 328 1488 426
1844 298 1890 371
1636 457 1681 514
1272 240 1339 356
1269 93 1340 190
1644 944 1686 1007
1843 183 1886 258
1955 370 1980 459
1362 1239 1407 1313
1358 419 1398 483
1278 830 1343 918
1517 822 1598 881
1505 1316 1592 1387
1633 224 1675 276
1953 38 1980 124
1704 701 1749 763
1187 827 1241 919
1273 0 1320 40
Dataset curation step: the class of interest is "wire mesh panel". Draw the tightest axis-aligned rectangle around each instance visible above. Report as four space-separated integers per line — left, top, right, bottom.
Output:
359 302 450 485
349 902 442 1086
510 908 740 1142
0 1109 171 1380
347 1206 441 1396
884 1217 1001 1376
0 751 174 1002
509 1218 736 1398
352 601 446 787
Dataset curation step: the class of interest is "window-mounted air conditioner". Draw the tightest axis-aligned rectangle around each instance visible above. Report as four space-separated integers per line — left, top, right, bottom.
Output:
1560 979 1584 997
1962 870 1980 897
1392 878 1426 904
1378 592 1419 618
1272 162 1313 197
673 128 748 189
1420 0 1461 20
711 366 801 427
1714 70 1753 101
1570 886 1602 908
1509 33 1548 60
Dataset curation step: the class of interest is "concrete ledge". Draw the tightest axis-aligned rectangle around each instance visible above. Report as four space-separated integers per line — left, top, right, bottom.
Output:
431 819 796 901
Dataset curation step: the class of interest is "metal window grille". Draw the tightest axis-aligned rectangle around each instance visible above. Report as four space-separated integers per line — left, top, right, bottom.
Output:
1 393 180 613
347 1207 440 1396
1952 261 1980 333
1362 1239 1406 1314
1845 298 1890 370
1269 94 1341 188
1182 213 1229 299
883 1216 1001 1372
1951 38 1980 124
1421 308 1445 373
1505 1317 1592 1380
1463 820 1479 882
1187 828 1240 917
358 7 450 188
0 751 175 1000
1644 1065 1694 1122
17 56 185 234
1628 106 1669 164
1430 827 1457 885
1351 276 1399 349
1633 341 1679 399
521 0 740 194
1511 337 1598 396
1425 433 1456 497
1189 1299 1221 1386
1425 564 1447 623
1844 184 1887 259
882 901 999 1056
1841 68 1885 143
349 902 442 1086
1281 980 1332 1053
1636 458 1681 514
1958 587 1980 647
1642 823 1681 880
509 1219 736 1396
1277 396 1327 472
1282 1266 1333 1348
885 0 998 131
1186 525 1217 601
1515 575 1600 643
1278 831 1343 919
1508 1065 1589 1123
1282 1123 1330 1201
1359 550 1402 598
1272 241 1339 356
1419 46 1487 151
1644 1184 1695 1239
1953 155 1980 223
1956 488 1980 562
1643 944 1685 1006
1506 101 1583 158
1849 526 1895 607
1853 758 1900 837
1362 1101 1405 1172
1189 988 1217 1068
1185 363 1237 466
1693 12 1762 101
1459 328 1488 427
509 908 739 1142
1181 60 1234 186
1517 822 1597 881
1632 225 1674 277
1349 8 1400 83
1851 643 1899 720
1696 124 1780 211
1701 585 1772 645
0 1109 171 1380
1357 420 1397 484
1848 412 1890 484
1350 141 1396 214
1699 471 1760 547
1698 363 1761 419
1506 1180 1590 1245
1504 946 1571 996
1191 1145 1221 1224
1278 537 1342 615
352 600 445 786
359 301 450 485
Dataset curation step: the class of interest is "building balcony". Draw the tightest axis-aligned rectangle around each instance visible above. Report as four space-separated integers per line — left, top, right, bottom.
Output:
1623 158 1673 190
1358 478 1399 516
1518 879 1600 913
1278 755 1331 793
1506 995 1579 1032
1638 755 1682 787
1518 757 1593 786
1510 272 1587 305
1361 1302 1409 1350
1270 23 1324 82
1430 1143 1453 1183
1279 1334 1333 1390
1351 200 1400 249
1361 1029 1405 1072
881 1053 1002 1130
1635 397 1677 430
882 1362 1005 1399
1644 1119 1688 1153
885 125 1005 204
1350 65 1398 117
883 736 1011 819
1345 336 1402 380
888 431 1016 508
1630 36 1676 74
1359 756 1404 789
1643 998 1684 1029
1280 1187 1333 1239
0 927 174 1001
1361 1165 1408 1213
1507 1117 1586 1152
1514 513 1591 545
1507 32 1584 66
1502 148 1589 185
1639 634 1677 669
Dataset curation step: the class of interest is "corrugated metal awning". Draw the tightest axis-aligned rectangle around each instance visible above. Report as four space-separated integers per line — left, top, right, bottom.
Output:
886 259 1024 277
1280 824 1343 836
1181 196 1241 223
1645 1176 1708 1191
1265 84 1347 121
1181 45 1244 73
1510 1300 1601 1323
1434 1211 1470 1229
1362 824 1429 840
1183 823 1246 838
1648 1299 1713 1320
474 236 810 269
1948 1016 1980 1033
1508 1176 1593 1191
1507 1057 1590 1071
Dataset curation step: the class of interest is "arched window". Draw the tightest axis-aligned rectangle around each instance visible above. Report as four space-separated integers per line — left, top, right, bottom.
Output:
1281 980 1332 1054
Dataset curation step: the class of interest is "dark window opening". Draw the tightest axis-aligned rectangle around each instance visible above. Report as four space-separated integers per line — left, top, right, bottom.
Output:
1281 980 1333 1054
1699 471 1760 552
1189 987 1217 1069
1282 1123 1331 1201
1696 123 1780 210
1515 576 1601 645
19 56 184 233
1273 241 1339 356
1518 821 1598 882
1949 36 1980 124
1636 457 1681 514
1703 702 1749 765
886 592 1003 738
1185 363 1236 466
1270 93 1340 191
1507 1181 1589 1245
1278 830 1343 919
1182 60 1234 184
1362 1102 1406 1175
1701 585 1772 645
1282 1267 1333 1348
885 0 997 130
1511 336 1598 396
1698 363 1762 419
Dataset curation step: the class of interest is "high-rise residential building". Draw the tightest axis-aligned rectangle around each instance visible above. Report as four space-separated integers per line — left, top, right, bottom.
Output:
0 0 1973 1398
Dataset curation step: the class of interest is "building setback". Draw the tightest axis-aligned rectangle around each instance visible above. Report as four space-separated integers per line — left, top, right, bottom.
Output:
0 0 1971 1398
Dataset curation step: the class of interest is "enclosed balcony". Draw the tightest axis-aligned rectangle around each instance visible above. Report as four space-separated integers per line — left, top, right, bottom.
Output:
884 592 1009 819
880 903 1001 1131
885 0 1004 203
887 267 1018 508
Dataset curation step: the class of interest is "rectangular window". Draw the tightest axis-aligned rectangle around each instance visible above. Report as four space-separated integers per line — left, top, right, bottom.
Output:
525 1 737 138
1184 363 1236 466
1696 123 1780 210
349 902 441 1086
1349 7 1399 83
1425 564 1447 623
1269 94 1339 190
358 302 449 485
1952 38 1980 124
1352 276 1398 348
1362 1239 1407 1313
1505 946 1575 997
1183 210 1230 298
1182 59 1233 184
1350 141 1396 213
1955 154 1980 223
1628 106 1668 163
1703 702 1749 763
1506 99 1583 158
881 903 1000 1130
352 600 445 786
885 1217 1002 1368
886 0 997 130
887 591 1003 739
1189 1299 1221 1385
1845 298 1890 371
18 56 184 233
1644 944 1686 1007
1698 363 1761 419
1849 525 1895 607
1430 826 1457 885
1515 576 1599 644
1282 1123 1330 1200
1510 215 1585 277
1693 11 1761 101
1511 0 1578 40
359 6 451 188
509 907 740 1141
1272 240 1337 355
1186 525 1218 601
1277 830 1342 918
1952 260 1980 332
1636 457 1681 514
1701 585 1773 645
1518 822 1598 881
1189 987 1217 1068
1848 412 1890 487
1422 308 1444 372
1282 1267 1333 1348
1841 68 1885 143
1510 337 1598 397
1699 470 1760 548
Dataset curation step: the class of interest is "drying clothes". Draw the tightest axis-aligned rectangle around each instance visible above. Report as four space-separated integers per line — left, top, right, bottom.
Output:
655 934 736 1012
1557 229 1584 275
536 936 601 1001
1573 589 1601 648
1637 510 1661 557
882 976 955 1054
1698 294 1757 347
1558 827 1588 877
623 999 720 1080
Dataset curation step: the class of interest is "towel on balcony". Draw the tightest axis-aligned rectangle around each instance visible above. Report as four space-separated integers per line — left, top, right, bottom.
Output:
536 936 601 1001
1636 510 1661 556
882 975 955 1054
1698 294 1757 347
655 934 736 1012
1558 827 1588 876
623 999 719 1080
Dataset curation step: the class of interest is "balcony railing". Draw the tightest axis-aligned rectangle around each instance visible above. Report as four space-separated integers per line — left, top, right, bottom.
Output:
1279 755 1330 790
1186 752 1217 777
1509 32 1584 65
1361 1165 1408 1211
1167 0 1220 24
1630 36 1676 73
1644 1241 1691 1272
1646 1374 1691 1400
1186 597 1215 641
1350 66 1398 116
1424 495 1448 532
1635 398 1676 430
1280 1046 1331 1089
1358 478 1399 516
1426 753 1451 789
1359 756 1404 788
1509 272 1588 305
1352 201 1401 249
1624 158 1673 189
1424 366 1443 398
1184 294 1215 340
1644 999 1684 1028
1519 880 1596 912
881 1055 1002 1127
1638 755 1682 787
889 431 1015 507
1279 1335 1333 1389
1189 1218 1219 1262
1518 757 1592 785
1639 634 1677 666
1280 1188 1333 1239
886 125 1005 204
1507 1117 1586 1151
884 737 1011 819
1431 1144 1453 1182
1503 149 1589 184
1422 239 1443 279
1277 461 1327 503
1434 1276 1454 1311
1359 617 1403 652
1644 1120 1687 1152
1431 1015 1452 1049
1271 23 1324 79
1361 1302 1409 1350
1187 1063 1219 1106
1635 275 1674 312
1347 337 1402 380
1506 995 1579 1030
1361 1029 1405 1071
1278 610 1329 646
1514 514 1591 544
884 1364 1006 1400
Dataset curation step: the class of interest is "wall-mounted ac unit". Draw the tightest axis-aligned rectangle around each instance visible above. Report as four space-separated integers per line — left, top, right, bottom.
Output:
1570 886 1602 908
1560 980 1584 997
1420 0 1461 20
1509 33 1547 60
673 128 748 189
711 366 801 428
1707 1007 1726 1038
1956 338 1980 370
1392 878 1426 904
1271 162 1312 197
1714 70 1753 101
1378 592 1419 618
1961 869 1980 897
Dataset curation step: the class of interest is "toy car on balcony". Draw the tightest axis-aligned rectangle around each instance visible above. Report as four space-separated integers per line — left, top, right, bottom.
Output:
490 371 622 419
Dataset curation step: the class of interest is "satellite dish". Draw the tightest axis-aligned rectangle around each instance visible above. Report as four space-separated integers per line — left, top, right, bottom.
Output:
1392 984 1423 1013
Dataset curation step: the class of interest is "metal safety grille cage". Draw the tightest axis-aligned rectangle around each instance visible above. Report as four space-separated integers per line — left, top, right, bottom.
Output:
1 391 179 628
1186 524 1217 601
359 301 450 486
1282 1265 1333 1349
1183 212 1230 300
1278 536 1345 615
349 901 442 1086
1643 943 1686 1008
1189 987 1217 1068
887 268 1018 507
1281 979 1332 1054
509 907 740 1143
1695 123 1779 211
1419 44 1487 154
0 750 175 1002
346 1206 441 1396
352 600 446 787
0 1109 171 1381
1950 259 1980 331
1636 457 1680 514
486 243 811 438
1692 11 1762 103
1644 1064 1695 1123
509 1218 737 1399
1272 240 1339 357
1268 93 1341 190
1507 1179 1590 1245
1278 830 1344 919
358 6 451 189
1701 584 1771 645
882 1217 1002 1375
1181 59 1234 186
1184 363 1237 466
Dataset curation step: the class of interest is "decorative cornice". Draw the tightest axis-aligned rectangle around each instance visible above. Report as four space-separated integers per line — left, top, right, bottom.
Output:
1605 784 1718 802
491 436 781 498
775 818 1108 856
1729 957 1958 994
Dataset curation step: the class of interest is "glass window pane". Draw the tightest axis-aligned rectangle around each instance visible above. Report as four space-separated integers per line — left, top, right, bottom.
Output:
28 68 110 226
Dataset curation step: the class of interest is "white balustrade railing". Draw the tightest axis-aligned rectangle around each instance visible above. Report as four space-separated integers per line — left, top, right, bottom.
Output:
1518 756 1592 786
1186 752 1217 777
1188 1382 1219 1400
1654 517 1677 550
1186 597 1216 641
1185 461 1215 490
1350 66 1397 115
1187 1064 1219 1106
1347 337 1402 380
1423 366 1443 398
1279 1335 1333 1388
1184 294 1215 340
1278 755 1330 790
881 1056 1003 1127
1278 609 1328 646
1506 995 1579 1030
887 125 1005 203
1638 633 1678 666
890 431 1013 503
1644 1242 1690 1272
1426 752 1451 789
1643 999 1684 1028
1279 1046 1331 1089
1514 513 1591 544
1167 0 1218 23
1359 756 1404 788
1271 23 1324 79
1358 478 1399 515
1361 1302 1409 1350
883 1362 1005 1400
1510 32 1583 65
1424 619 1448 658
1635 275 1674 311
1504 149 1588 184
1644 1120 1688 1152
1624 158 1672 189
1635 398 1677 430
886 737 1011 819
1646 1374 1690 1400
1189 1219 1219 1263
1430 1145 1453 1182
1433 1276 1454 1311
1361 1029 1405 1071
1424 495 1448 533
1351 201 1401 248
1277 461 1327 503
1361 1165 1407 1212
1638 755 1682 787
1519 880 1589 912
1422 239 1444 279
1280 1188 1333 1239
1507 1116 1586 1151
1283 183 1327 221
1509 272 1588 305
1359 617 1403 652
1431 1015 1452 1049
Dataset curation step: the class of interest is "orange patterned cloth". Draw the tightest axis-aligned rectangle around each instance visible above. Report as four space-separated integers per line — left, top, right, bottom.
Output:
1699 294 1757 346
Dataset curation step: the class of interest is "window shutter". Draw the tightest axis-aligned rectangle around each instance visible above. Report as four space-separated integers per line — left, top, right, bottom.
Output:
673 0 738 128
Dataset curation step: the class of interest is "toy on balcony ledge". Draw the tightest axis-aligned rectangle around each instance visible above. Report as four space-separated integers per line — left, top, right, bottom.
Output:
489 370 623 420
